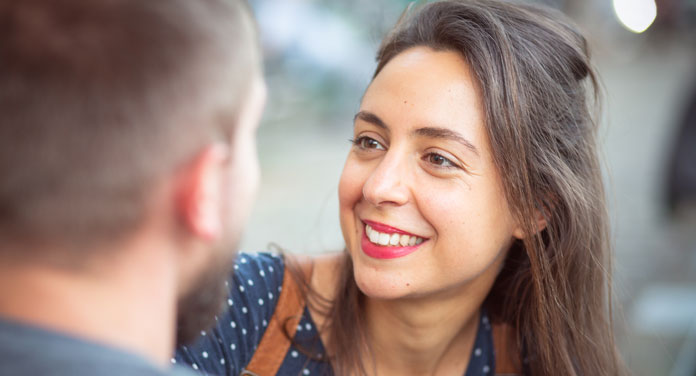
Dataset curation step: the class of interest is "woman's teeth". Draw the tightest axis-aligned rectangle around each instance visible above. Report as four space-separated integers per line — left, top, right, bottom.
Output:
365 224 424 247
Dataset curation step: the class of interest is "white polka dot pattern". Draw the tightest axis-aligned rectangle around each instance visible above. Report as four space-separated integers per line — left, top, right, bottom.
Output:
173 252 497 376
173 252 287 375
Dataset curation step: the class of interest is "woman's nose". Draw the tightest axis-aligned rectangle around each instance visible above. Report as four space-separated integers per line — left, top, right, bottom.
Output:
362 152 410 207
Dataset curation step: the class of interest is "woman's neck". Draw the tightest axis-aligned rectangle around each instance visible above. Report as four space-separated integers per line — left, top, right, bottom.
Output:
308 252 501 375
363 286 483 376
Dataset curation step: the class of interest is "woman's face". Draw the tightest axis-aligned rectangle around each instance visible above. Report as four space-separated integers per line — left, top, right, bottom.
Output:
338 47 524 300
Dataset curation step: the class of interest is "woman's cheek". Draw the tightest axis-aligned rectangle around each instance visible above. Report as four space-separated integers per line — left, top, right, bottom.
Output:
338 157 366 208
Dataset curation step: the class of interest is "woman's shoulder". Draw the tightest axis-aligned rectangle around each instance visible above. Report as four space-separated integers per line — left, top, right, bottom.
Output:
232 251 285 292
174 251 345 375
227 251 287 334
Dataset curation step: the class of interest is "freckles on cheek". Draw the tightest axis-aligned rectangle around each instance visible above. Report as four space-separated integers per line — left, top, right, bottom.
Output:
421 192 460 227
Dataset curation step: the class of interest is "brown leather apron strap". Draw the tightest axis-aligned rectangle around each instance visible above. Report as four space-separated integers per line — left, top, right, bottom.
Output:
493 322 523 375
242 258 521 376
240 259 310 376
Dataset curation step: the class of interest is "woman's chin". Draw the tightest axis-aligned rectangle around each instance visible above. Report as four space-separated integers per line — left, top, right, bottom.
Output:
352 262 417 301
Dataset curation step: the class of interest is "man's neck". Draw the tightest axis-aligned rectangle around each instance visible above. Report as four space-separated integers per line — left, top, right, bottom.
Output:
0 247 177 367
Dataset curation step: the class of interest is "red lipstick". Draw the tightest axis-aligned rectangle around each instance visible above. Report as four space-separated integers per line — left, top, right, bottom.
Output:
360 220 426 260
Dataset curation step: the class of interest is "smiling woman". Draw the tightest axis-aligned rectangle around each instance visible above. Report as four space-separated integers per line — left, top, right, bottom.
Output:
176 1 626 375
340 47 523 307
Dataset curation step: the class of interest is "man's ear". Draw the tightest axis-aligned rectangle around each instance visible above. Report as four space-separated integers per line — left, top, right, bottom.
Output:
176 143 229 241
512 208 548 240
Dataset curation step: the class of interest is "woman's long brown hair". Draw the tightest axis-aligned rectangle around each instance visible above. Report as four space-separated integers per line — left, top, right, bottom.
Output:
314 1 626 375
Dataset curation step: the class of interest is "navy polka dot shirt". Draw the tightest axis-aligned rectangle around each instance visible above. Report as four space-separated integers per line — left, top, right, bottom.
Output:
174 252 497 375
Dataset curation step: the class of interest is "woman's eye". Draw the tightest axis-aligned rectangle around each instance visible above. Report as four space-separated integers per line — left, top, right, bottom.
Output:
352 136 385 151
425 153 458 168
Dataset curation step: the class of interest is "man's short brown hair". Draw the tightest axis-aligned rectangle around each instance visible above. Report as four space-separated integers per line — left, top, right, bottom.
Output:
0 0 258 258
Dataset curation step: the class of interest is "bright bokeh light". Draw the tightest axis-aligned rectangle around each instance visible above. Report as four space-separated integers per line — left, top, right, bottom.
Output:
613 0 657 33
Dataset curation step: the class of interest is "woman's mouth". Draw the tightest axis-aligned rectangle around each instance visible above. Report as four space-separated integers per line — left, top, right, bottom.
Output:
365 224 424 246
360 220 427 259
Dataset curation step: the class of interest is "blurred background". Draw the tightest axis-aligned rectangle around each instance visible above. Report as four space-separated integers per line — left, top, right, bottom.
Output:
239 0 696 374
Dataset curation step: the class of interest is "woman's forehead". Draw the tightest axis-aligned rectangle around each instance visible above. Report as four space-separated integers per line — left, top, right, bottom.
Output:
360 47 485 139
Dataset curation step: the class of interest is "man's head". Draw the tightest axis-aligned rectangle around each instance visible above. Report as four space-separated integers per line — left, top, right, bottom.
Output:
0 0 265 344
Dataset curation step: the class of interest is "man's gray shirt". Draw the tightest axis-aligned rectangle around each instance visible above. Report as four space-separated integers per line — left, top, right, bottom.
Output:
0 316 196 376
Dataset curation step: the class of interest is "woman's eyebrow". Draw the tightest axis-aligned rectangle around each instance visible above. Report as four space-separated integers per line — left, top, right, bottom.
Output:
354 110 479 157
414 127 480 157
354 111 389 131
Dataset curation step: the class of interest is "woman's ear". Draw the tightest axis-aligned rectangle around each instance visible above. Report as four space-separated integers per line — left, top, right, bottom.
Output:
512 201 550 240
175 143 230 241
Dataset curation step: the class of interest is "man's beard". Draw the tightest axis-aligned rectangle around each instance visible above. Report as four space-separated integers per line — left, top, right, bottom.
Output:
175 242 237 346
